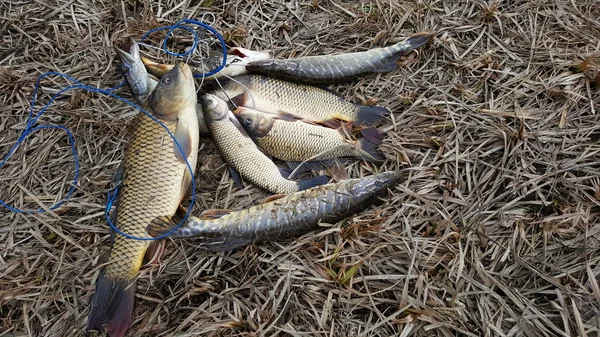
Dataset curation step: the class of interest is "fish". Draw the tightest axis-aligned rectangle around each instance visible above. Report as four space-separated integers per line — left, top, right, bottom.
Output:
146 171 404 251
201 93 329 194
87 62 200 337
245 32 433 85
114 38 158 104
208 74 390 136
141 46 271 80
232 106 385 169
114 38 211 137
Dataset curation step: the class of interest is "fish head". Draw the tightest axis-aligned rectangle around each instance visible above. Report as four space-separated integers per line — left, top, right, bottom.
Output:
201 94 230 123
148 62 196 121
232 107 273 137
114 38 150 97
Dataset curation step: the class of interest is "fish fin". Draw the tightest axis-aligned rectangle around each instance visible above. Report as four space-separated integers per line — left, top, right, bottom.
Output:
279 166 294 179
356 137 386 162
297 175 329 191
87 271 135 337
369 31 388 49
286 159 341 174
403 32 434 50
322 119 343 129
204 237 255 252
358 126 385 145
273 111 304 122
355 105 390 126
229 93 248 108
199 209 232 219
228 166 245 189
147 216 177 237
326 160 348 182
144 240 165 265
141 56 172 78
174 119 193 163
263 194 287 202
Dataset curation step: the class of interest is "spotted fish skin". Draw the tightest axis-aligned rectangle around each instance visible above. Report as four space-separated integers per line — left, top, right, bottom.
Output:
87 62 199 337
245 32 432 84
210 74 390 127
147 171 404 250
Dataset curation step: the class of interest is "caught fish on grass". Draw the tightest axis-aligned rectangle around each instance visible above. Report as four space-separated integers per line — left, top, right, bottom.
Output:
87 62 200 337
114 38 211 137
147 171 404 251
233 106 385 172
209 74 390 142
245 32 433 84
141 46 271 80
201 93 329 194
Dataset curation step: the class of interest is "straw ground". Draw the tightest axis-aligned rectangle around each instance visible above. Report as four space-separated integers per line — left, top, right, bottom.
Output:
1 0 599 336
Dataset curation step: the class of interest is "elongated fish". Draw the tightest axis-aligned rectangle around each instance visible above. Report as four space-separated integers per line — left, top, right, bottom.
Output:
245 32 433 84
209 74 390 131
114 38 211 137
233 106 385 168
201 94 328 194
87 62 199 337
147 171 404 251
141 47 271 79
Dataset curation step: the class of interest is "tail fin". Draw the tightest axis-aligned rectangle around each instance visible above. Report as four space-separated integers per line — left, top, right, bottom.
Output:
402 32 433 50
355 105 390 126
355 138 385 162
87 270 135 337
297 175 329 191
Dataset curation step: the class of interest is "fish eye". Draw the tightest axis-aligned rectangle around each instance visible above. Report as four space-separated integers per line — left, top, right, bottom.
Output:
244 118 252 126
162 76 172 85
122 66 130 76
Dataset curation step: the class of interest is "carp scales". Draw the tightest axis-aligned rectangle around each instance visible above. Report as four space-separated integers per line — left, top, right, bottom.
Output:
114 38 211 137
201 94 328 194
245 32 433 85
87 62 200 337
209 74 390 138
233 106 385 168
141 46 271 80
146 171 404 251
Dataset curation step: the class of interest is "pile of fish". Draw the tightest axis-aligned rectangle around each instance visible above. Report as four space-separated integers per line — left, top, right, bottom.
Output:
87 30 432 337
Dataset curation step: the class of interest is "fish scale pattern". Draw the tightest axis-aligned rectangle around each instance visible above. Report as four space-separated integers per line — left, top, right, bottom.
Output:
208 115 300 195
256 117 360 161
219 75 360 123
104 113 187 280
148 172 404 243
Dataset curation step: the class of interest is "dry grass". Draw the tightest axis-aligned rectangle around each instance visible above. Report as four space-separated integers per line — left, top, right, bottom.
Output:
1 0 600 336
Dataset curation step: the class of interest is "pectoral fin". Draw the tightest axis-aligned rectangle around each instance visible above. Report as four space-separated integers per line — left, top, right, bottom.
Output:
174 119 193 163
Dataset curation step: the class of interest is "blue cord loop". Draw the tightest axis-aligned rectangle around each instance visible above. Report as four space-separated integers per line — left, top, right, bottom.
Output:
0 19 228 241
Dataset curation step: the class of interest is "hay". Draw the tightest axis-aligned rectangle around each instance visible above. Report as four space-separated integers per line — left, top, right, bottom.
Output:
1 0 599 336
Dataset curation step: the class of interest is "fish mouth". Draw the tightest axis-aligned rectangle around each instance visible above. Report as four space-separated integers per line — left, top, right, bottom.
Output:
175 62 192 81
114 39 138 63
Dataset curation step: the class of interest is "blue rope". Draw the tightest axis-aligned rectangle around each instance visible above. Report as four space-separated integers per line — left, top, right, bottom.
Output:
0 19 228 241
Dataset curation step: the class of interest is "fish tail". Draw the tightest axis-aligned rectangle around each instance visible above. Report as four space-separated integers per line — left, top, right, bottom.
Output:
297 175 329 191
355 137 385 162
402 32 434 50
355 105 390 126
87 270 135 337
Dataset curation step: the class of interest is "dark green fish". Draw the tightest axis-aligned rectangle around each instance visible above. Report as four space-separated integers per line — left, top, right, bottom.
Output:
245 32 433 84
146 171 404 251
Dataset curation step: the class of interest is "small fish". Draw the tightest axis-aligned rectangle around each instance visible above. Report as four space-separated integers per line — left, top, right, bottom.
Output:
114 38 211 137
87 62 200 337
209 74 390 133
245 32 433 84
114 38 158 103
201 94 328 194
146 171 404 251
141 47 271 79
233 106 385 169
